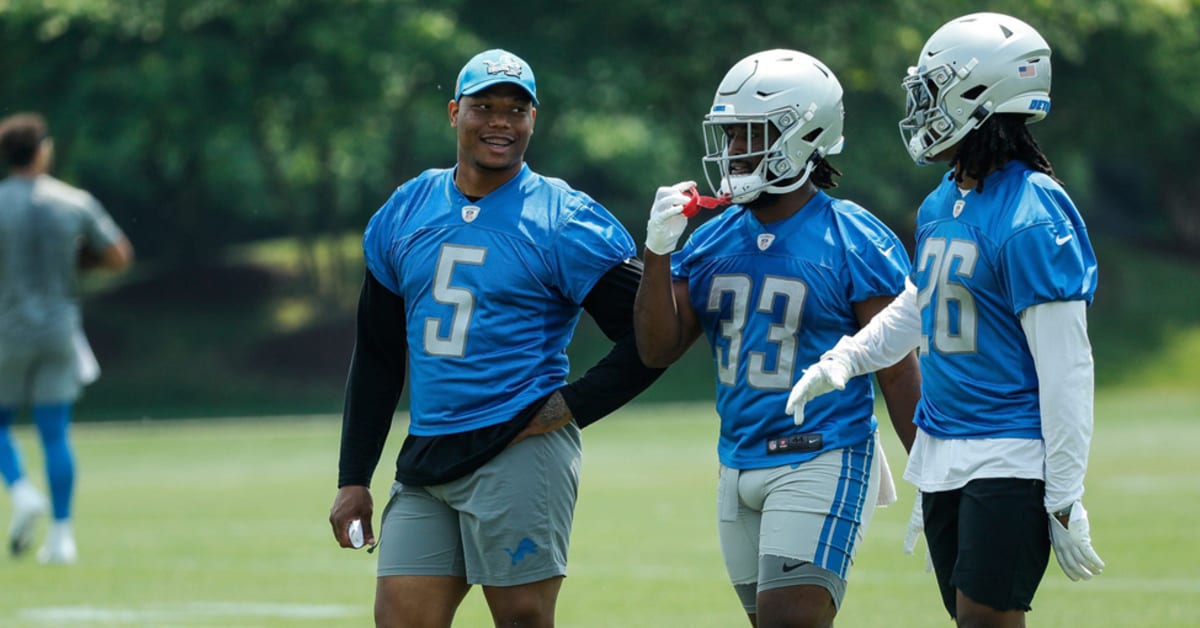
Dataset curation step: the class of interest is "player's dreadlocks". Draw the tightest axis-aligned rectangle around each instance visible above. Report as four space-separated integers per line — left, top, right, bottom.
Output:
810 158 841 189
949 113 1059 192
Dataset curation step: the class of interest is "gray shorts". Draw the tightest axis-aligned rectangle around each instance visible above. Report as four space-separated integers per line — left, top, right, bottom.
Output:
376 422 582 586
0 330 81 406
717 432 881 612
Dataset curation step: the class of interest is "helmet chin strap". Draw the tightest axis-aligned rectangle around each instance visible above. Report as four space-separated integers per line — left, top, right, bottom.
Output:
909 134 932 166
721 175 765 204
916 113 985 166
764 160 816 196
723 156 817 204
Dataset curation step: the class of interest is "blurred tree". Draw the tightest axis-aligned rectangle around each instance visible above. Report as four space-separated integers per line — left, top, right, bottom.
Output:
1 0 467 301
449 0 1200 255
1 0 1196 416
0 0 1196 288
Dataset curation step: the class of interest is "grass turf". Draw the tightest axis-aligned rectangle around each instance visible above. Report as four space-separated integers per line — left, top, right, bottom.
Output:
0 390 1197 626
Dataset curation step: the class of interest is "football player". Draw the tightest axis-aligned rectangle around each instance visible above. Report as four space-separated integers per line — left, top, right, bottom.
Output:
0 111 134 564
328 49 663 627
785 13 1105 626
634 49 921 627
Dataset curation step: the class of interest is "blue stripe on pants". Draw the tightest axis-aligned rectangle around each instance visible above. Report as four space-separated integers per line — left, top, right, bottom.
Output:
815 434 874 579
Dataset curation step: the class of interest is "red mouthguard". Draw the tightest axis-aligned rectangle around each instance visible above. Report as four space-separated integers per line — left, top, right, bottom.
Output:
682 186 732 218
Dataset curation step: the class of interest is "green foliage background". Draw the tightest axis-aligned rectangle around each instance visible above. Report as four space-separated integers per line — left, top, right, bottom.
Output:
1 0 1198 418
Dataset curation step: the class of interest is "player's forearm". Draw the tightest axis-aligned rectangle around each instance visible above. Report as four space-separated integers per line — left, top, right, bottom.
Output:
100 237 135 270
80 238 134 272
568 259 667 428
337 271 408 487
338 344 401 486
835 280 923 376
875 352 920 453
1022 300 1094 511
633 252 689 367
559 330 663 428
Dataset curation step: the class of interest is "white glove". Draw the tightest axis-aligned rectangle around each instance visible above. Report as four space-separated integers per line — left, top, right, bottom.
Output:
903 491 934 572
645 181 695 255
785 356 851 426
1049 501 1105 581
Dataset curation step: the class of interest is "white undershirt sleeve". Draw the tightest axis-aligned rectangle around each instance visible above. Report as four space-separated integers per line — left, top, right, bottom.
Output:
1021 300 1094 512
827 278 922 376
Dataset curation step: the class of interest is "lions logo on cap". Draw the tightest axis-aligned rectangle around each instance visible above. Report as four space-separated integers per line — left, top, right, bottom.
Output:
484 54 525 78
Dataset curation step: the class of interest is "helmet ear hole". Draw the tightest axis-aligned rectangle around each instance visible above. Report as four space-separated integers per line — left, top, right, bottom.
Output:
802 128 823 142
961 85 986 101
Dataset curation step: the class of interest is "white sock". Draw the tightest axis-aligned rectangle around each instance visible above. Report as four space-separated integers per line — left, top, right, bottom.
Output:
48 520 73 539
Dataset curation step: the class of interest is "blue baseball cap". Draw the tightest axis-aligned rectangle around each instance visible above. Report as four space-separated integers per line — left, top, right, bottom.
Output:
454 49 538 105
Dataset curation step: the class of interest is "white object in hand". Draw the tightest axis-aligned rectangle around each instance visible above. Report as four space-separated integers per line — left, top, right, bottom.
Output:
348 518 365 549
903 493 923 555
902 492 934 572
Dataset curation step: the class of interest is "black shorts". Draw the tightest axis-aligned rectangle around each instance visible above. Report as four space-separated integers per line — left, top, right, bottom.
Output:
922 478 1050 618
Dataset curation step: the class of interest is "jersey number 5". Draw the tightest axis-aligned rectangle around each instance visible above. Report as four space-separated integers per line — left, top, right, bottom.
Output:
425 244 487 357
707 275 806 390
916 237 978 354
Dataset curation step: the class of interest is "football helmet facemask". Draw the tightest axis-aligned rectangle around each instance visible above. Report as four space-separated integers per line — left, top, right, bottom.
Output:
702 49 844 204
900 12 1052 166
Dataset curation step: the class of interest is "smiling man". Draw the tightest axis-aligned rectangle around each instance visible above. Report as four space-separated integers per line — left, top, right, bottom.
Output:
328 49 663 628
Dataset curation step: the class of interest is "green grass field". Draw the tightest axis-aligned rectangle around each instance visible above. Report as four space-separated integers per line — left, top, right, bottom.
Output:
1 390 1197 627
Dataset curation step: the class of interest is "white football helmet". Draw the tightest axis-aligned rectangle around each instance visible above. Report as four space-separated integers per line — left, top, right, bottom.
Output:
900 12 1052 166
702 49 844 204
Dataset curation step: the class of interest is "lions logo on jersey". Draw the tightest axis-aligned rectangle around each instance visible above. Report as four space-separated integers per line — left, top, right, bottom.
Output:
484 54 525 78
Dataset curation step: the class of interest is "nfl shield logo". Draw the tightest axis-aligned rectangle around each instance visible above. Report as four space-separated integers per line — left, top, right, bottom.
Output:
757 233 775 251
952 200 965 218
462 205 481 223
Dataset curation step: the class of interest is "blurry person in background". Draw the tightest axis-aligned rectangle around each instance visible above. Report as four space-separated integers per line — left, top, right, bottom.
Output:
0 112 134 564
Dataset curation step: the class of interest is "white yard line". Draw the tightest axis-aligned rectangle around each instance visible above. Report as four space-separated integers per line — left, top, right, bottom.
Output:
18 602 359 624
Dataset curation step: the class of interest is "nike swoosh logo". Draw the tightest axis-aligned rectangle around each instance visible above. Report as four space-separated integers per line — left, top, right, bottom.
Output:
782 561 806 573
1055 234 1073 245
881 244 896 256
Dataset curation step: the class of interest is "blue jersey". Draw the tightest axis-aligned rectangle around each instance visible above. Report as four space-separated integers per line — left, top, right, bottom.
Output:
672 191 910 469
911 162 1097 440
363 165 636 436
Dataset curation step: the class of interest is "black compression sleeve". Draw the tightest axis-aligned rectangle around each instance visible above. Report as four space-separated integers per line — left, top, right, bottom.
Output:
337 269 408 487
559 258 666 428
